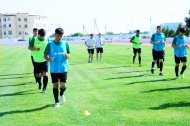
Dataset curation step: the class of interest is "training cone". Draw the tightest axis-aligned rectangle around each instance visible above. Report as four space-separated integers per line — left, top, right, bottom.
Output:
83 110 91 116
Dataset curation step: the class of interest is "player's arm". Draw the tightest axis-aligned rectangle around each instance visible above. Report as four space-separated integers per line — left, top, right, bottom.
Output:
65 42 70 59
28 37 40 51
130 36 136 44
85 41 89 47
171 37 180 48
150 34 159 44
44 43 54 62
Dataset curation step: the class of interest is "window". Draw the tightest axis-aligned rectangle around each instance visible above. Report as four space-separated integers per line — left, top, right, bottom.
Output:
18 18 21 21
24 24 27 28
3 24 6 28
8 17 11 21
25 32 28 35
24 18 27 22
4 31 6 35
3 18 6 22
19 31 22 35
18 25 21 28
9 24 11 27
8 30 12 35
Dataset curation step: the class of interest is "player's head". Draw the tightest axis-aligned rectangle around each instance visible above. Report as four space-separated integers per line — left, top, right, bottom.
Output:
179 28 186 37
38 29 46 39
55 28 64 42
136 30 140 36
156 26 162 34
90 33 94 38
33 28 38 36
98 33 101 37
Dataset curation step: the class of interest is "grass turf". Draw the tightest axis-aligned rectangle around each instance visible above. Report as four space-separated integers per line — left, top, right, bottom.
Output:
0 43 190 126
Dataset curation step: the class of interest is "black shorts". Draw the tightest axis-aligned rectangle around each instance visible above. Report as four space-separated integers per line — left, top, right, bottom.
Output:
133 48 141 54
34 61 48 74
88 49 94 54
152 50 164 60
51 73 67 83
175 55 187 64
96 48 103 53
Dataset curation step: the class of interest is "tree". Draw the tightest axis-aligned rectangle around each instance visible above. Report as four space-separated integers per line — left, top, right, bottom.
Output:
70 32 84 37
185 28 190 37
106 32 114 35
175 24 183 36
185 10 190 28
164 27 169 37
168 29 175 37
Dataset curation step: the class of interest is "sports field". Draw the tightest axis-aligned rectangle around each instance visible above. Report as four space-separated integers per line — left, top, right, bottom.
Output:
0 43 190 126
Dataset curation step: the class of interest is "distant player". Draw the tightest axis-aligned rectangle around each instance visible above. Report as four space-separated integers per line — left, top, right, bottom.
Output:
130 30 142 66
96 33 106 62
172 28 189 79
85 34 96 63
28 28 39 83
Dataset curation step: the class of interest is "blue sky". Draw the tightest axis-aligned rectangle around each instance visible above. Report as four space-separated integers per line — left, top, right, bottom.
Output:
0 0 190 35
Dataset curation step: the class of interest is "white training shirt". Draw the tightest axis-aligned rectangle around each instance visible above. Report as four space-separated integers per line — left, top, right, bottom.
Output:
86 38 96 49
96 37 105 48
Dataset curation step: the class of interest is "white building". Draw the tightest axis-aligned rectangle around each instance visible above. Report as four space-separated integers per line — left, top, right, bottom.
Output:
0 13 49 40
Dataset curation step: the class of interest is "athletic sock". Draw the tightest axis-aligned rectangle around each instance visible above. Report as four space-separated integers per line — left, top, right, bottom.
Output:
60 88 66 96
180 66 187 75
43 76 48 91
36 76 42 89
156 61 160 68
175 66 179 77
138 56 141 65
160 62 163 72
53 88 59 103
151 61 155 69
133 56 136 64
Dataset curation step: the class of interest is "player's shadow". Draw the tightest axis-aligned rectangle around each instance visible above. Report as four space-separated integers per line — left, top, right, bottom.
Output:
117 70 149 74
0 76 25 80
70 62 88 65
149 102 190 110
98 66 128 69
0 73 32 76
0 82 33 88
0 104 54 117
142 86 190 93
0 89 39 97
105 74 148 80
124 78 176 85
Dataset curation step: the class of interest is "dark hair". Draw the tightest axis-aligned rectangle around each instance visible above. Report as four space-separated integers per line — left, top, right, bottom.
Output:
55 28 64 35
90 33 94 36
38 29 46 36
33 28 38 32
157 26 161 29
179 28 186 33
136 30 140 33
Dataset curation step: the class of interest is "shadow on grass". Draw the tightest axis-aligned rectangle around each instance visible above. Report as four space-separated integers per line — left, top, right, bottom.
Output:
70 62 88 66
0 76 25 80
149 102 190 110
105 74 148 80
0 89 39 97
142 86 190 93
0 104 54 117
98 66 128 69
124 78 176 85
117 70 150 74
0 73 32 76
0 82 33 88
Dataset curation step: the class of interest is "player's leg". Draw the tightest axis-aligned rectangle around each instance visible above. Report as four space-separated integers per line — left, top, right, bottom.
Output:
100 48 103 62
96 48 99 61
41 62 48 93
151 50 157 74
180 57 187 78
175 56 180 78
51 73 60 108
34 62 42 89
60 72 67 104
133 48 137 64
138 48 141 66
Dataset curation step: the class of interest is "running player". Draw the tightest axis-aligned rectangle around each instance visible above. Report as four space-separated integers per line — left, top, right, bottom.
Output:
44 28 70 108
